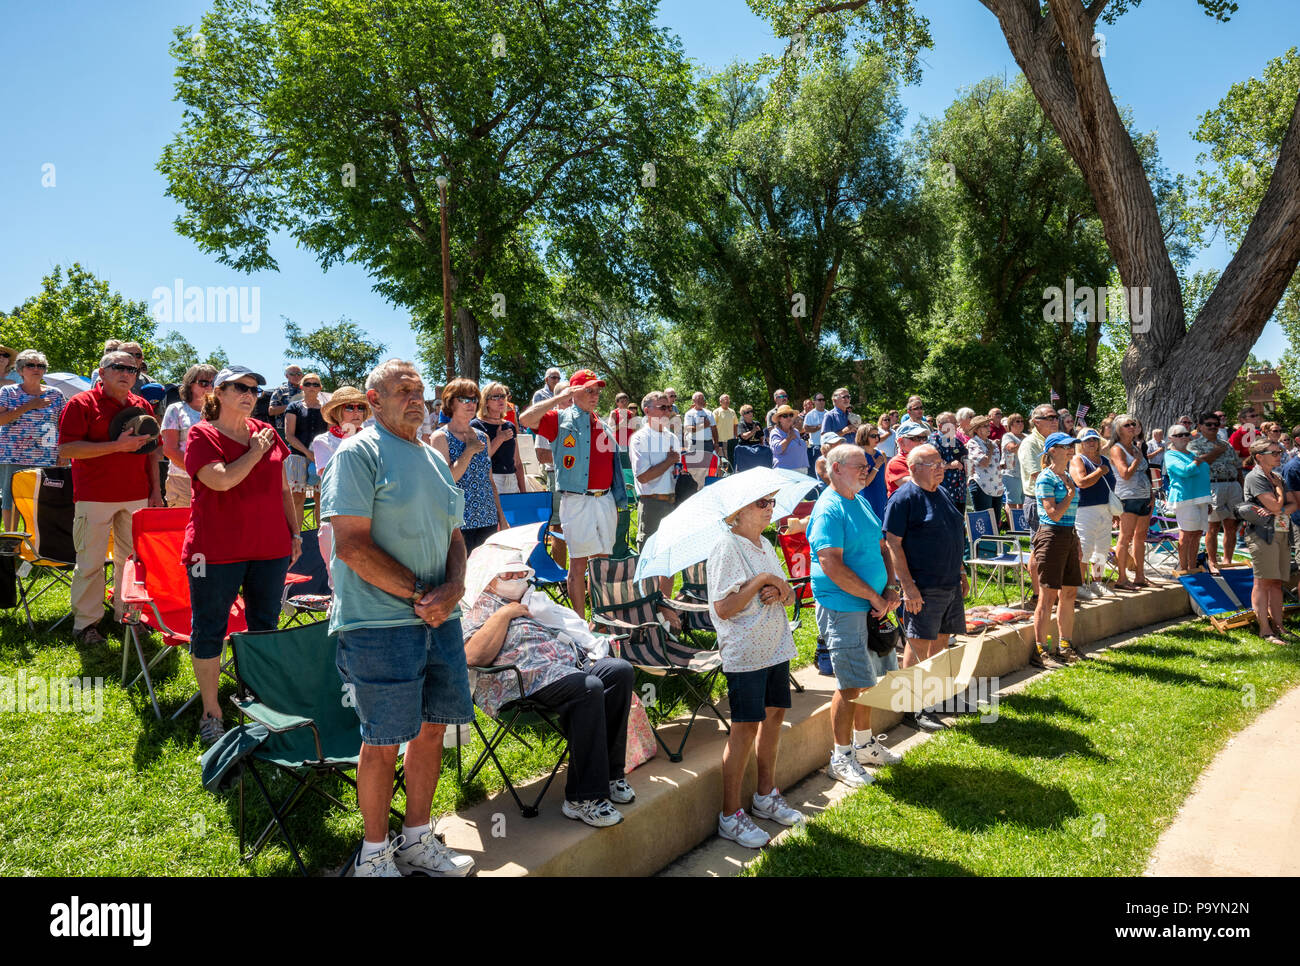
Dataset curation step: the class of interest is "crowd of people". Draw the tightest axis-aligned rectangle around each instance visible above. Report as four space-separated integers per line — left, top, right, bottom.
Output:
6 336 1300 871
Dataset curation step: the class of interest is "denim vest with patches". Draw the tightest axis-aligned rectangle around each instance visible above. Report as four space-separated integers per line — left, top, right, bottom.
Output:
554 405 627 511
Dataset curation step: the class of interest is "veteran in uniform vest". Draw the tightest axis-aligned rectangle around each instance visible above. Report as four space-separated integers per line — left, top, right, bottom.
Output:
520 368 628 614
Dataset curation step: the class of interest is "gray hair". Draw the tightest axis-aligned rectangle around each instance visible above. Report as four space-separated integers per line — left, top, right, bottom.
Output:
1032 403 1056 419
365 358 419 392
827 444 864 471
99 350 133 371
14 349 47 370
956 407 975 421
641 390 664 413
907 443 939 468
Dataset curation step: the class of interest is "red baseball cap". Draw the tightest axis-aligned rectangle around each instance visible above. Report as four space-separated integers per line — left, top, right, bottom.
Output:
569 369 605 389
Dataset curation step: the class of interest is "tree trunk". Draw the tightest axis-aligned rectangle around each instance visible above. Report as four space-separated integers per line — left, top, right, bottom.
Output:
986 0 1300 434
455 304 480 383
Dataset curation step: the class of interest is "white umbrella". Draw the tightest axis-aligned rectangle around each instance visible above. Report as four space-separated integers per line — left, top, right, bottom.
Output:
634 466 820 580
43 372 91 401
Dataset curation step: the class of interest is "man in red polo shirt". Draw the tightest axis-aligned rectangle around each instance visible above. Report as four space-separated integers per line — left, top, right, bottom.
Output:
520 369 626 614
886 424 930 496
59 350 163 645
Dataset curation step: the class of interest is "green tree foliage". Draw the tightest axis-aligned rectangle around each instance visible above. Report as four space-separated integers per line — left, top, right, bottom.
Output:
283 318 386 390
159 0 697 382
150 331 229 384
640 55 936 406
1 264 157 375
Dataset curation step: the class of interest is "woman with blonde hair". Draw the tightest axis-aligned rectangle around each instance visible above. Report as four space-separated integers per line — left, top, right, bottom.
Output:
473 381 526 495
430 378 505 552
284 372 327 530
1108 413 1153 589
160 363 217 507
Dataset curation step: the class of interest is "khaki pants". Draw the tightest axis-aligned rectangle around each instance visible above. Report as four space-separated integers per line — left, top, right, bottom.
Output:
71 499 147 632
165 474 191 507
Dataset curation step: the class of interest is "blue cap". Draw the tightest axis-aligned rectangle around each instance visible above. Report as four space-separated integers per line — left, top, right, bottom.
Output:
138 382 167 403
1044 431 1079 450
1078 428 1101 442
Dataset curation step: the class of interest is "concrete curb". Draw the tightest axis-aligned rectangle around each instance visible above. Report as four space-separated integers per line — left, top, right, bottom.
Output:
437 583 1195 876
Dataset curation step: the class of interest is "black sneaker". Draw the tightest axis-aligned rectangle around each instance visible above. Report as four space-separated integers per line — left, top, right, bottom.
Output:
903 710 946 732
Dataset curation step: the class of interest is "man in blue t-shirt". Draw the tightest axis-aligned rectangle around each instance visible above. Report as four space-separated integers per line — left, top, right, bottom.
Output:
882 443 967 732
820 386 854 440
807 445 902 786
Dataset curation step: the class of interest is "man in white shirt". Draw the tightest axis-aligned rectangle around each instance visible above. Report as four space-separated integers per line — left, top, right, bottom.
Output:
630 390 681 601
532 367 561 406
803 393 828 447
683 392 719 454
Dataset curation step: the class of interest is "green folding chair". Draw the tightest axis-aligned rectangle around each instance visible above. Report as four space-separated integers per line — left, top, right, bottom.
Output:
211 621 405 875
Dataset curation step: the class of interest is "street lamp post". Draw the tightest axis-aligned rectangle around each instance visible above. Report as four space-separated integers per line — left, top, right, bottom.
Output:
436 174 453 382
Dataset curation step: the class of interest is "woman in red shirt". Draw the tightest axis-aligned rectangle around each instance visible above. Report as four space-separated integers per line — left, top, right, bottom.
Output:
182 366 302 744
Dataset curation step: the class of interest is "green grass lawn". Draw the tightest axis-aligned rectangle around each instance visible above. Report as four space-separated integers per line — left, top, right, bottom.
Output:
748 620 1300 877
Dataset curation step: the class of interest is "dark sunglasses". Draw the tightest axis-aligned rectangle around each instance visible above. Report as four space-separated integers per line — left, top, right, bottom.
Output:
753 497 776 509
107 363 139 375
455 395 479 405
486 393 506 401
225 382 261 397
342 403 367 413
24 362 48 370
302 381 322 388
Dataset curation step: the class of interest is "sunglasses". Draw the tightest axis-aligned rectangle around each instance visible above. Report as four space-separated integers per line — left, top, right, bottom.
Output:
1170 432 1190 438
1035 414 1059 421
107 363 139 375
342 403 367 413
486 393 506 401
867 433 880 440
302 381 322 388
455 396 478 405
225 382 261 397
753 497 776 509
23 362 48 370
195 379 214 387
908 405 923 411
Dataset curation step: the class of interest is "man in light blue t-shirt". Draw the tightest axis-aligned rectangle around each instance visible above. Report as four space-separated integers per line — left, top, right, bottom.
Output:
321 359 476 878
807 444 902 787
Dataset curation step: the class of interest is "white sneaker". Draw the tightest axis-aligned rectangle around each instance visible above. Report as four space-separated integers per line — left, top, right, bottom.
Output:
828 750 874 787
751 788 804 826
353 835 404 877
608 779 635 804
1076 584 1095 600
718 808 770 848
394 829 475 877
1091 581 1111 597
854 734 903 766
562 798 624 828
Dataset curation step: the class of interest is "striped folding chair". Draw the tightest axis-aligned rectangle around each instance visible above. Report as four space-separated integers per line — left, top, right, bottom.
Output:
587 555 725 762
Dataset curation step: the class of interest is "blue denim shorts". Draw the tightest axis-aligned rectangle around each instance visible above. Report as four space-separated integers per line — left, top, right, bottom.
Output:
724 661 792 723
336 619 473 746
816 605 879 690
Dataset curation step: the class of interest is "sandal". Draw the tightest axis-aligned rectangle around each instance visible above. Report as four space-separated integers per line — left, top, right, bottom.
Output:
1112 581 1137 591
1264 635 1289 647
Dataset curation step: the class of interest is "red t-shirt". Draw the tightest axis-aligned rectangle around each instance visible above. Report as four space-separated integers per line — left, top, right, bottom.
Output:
181 418 293 566
609 408 633 448
504 408 518 427
536 409 614 491
988 423 1006 442
1229 426 1255 461
885 452 911 496
58 384 156 503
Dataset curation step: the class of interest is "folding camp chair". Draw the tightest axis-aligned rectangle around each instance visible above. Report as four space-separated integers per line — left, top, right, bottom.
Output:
218 621 406 875
587 555 724 762
776 528 828 676
732 445 773 473
0 467 80 630
120 508 310 719
499 493 569 604
965 509 1029 603
456 665 569 818
1179 567 1264 632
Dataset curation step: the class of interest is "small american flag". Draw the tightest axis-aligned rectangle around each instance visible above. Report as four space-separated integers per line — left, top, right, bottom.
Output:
1075 403 1090 425
1050 388 1060 403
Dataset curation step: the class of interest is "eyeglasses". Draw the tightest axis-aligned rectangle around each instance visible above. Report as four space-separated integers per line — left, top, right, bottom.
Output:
342 403 367 413
842 462 869 471
225 382 261 397
815 397 825 402
195 379 214 387
1265 449 1284 457
486 393 506 401
775 394 788 399
753 498 776 509
1200 422 1220 429
908 405 923 411
1170 432 1190 439
912 460 942 469
455 396 478 405
23 363 48 370
1034 414 1059 421
302 381 322 388
107 363 140 375
866 434 880 440
778 413 793 419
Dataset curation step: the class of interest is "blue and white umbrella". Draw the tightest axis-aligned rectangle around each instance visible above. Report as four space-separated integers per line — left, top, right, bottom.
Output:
634 467 820 580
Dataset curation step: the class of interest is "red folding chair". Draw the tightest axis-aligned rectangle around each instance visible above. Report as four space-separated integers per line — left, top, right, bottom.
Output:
120 508 309 719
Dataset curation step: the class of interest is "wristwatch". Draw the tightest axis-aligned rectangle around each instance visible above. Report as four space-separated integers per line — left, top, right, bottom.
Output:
409 577 429 605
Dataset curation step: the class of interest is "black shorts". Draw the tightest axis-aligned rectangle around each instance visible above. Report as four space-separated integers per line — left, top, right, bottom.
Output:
724 661 792 723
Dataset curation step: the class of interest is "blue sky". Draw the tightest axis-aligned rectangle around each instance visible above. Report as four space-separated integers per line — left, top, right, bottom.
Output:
1 0 1291 375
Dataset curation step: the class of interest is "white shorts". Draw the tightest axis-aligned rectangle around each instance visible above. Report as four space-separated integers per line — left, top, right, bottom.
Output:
492 472 520 494
1175 501 1210 532
558 491 617 559
1075 503 1113 566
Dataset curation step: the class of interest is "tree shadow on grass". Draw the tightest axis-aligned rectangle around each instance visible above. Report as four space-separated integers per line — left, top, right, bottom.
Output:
876 763 1079 832
1116 642 1197 660
758 825 975 876
995 692 1095 722
1089 659 1240 691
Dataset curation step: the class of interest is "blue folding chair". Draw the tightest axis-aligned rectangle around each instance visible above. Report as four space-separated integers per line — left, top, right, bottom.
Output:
965 509 1029 602
1007 506 1030 535
1178 567 1259 632
499 493 570 604
499 491 553 529
732 445 773 473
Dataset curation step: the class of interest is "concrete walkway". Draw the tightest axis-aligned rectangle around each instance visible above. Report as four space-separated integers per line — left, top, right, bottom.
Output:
1147 683 1300 877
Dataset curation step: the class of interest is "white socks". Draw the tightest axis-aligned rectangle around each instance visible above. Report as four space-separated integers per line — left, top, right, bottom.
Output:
400 822 431 846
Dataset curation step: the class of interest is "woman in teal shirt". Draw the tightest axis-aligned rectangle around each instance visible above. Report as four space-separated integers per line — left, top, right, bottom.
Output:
1163 424 1213 573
